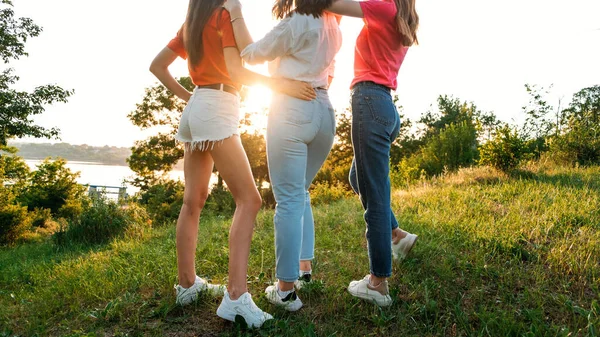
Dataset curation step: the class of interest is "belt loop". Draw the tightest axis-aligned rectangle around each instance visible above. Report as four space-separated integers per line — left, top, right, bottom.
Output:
219 83 224 91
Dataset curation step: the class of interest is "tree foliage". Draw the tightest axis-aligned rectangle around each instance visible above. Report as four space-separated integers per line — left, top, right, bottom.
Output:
18 158 86 218
0 0 73 145
126 77 194 190
551 85 600 164
479 125 527 172
520 84 555 157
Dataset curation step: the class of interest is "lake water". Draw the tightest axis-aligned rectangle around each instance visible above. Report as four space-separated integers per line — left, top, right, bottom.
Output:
25 160 186 196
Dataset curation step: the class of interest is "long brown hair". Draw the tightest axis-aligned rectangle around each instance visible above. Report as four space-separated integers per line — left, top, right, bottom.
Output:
183 0 225 68
394 0 419 46
272 0 333 20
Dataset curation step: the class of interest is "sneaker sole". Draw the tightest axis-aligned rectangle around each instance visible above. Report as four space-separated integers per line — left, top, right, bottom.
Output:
348 288 392 307
216 305 267 328
216 305 237 322
267 297 303 312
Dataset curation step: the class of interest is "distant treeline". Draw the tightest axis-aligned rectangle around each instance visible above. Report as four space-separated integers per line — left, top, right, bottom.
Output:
10 142 131 166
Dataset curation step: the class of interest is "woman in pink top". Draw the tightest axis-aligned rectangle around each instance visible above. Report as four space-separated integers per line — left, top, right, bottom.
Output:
328 0 420 306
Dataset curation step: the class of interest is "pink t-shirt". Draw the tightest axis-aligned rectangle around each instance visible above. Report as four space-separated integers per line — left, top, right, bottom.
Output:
351 0 409 90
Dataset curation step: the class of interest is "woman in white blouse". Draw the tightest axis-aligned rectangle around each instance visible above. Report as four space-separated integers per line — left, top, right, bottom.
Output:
223 0 341 311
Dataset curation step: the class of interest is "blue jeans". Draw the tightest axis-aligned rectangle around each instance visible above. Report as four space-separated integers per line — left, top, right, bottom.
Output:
349 82 401 278
267 90 336 282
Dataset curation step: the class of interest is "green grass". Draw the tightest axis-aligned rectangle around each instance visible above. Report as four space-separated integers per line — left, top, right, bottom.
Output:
1 165 599 336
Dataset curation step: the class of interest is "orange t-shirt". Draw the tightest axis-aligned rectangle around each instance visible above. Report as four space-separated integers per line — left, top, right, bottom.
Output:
167 9 241 90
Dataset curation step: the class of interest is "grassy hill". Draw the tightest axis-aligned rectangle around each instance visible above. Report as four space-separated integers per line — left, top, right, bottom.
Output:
1 165 598 336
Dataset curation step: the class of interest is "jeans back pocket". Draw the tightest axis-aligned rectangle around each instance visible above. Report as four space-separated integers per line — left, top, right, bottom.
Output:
364 95 397 127
279 96 314 125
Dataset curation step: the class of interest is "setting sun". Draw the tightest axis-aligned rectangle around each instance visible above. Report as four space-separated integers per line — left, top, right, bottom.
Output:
238 83 271 134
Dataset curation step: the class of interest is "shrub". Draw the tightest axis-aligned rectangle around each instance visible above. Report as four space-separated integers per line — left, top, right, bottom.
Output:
19 158 86 219
204 185 236 217
549 127 600 166
54 197 150 246
313 160 352 191
420 121 479 175
391 121 479 183
548 85 600 165
0 204 31 246
139 179 184 225
31 207 53 228
138 179 243 222
392 157 426 187
259 187 275 209
57 196 86 220
310 181 353 205
479 125 527 172
0 188 31 245
0 147 30 189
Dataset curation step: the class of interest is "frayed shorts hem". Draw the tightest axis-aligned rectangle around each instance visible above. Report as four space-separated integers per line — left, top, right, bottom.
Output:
177 133 239 152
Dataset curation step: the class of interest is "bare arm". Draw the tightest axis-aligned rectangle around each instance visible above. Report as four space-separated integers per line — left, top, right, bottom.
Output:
149 47 192 102
223 2 254 52
224 47 316 101
327 15 342 87
328 0 364 18
224 0 293 65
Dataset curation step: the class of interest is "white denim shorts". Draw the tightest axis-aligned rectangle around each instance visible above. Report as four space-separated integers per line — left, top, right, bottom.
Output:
176 88 241 151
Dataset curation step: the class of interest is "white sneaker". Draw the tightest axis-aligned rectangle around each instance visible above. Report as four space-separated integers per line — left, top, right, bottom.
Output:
392 232 418 260
175 275 225 306
294 273 312 290
265 283 303 312
216 291 274 328
347 275 392 307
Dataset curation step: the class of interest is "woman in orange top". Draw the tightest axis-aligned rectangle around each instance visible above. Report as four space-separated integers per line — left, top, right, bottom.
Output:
149 0 315 328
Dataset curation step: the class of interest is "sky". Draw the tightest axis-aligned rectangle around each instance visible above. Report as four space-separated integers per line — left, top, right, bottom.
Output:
10 0 600 147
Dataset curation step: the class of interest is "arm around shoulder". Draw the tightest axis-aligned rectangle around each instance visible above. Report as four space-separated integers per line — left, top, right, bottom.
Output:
327 0 364 18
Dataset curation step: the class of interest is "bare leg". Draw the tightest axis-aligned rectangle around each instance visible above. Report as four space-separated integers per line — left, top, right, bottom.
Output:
177 149 214 288
299 260 312 272
392 228 407 244
210 136 262 300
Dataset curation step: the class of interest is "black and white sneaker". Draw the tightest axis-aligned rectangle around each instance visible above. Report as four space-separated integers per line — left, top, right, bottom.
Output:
265 283 303 312
294 272 312 290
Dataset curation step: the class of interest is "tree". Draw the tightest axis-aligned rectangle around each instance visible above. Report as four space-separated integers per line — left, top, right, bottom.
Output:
328 108 353 168
393 95 481 180
241 131 268 188
18 158 86 218
391 101 421 166
0 145 29 184
521 84 555 157
419 95 480 141
479 124 527 172
476 110 502 142
0 0 73 146
127 77 193 190
551 85 600 164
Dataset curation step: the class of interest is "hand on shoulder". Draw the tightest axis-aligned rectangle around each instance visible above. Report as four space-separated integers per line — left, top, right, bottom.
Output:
222 0 242 13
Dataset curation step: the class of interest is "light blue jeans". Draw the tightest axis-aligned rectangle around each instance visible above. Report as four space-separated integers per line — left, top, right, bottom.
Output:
267 90 335 282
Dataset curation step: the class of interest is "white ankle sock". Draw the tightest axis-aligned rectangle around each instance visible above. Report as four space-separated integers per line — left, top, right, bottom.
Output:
276 284 295 298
